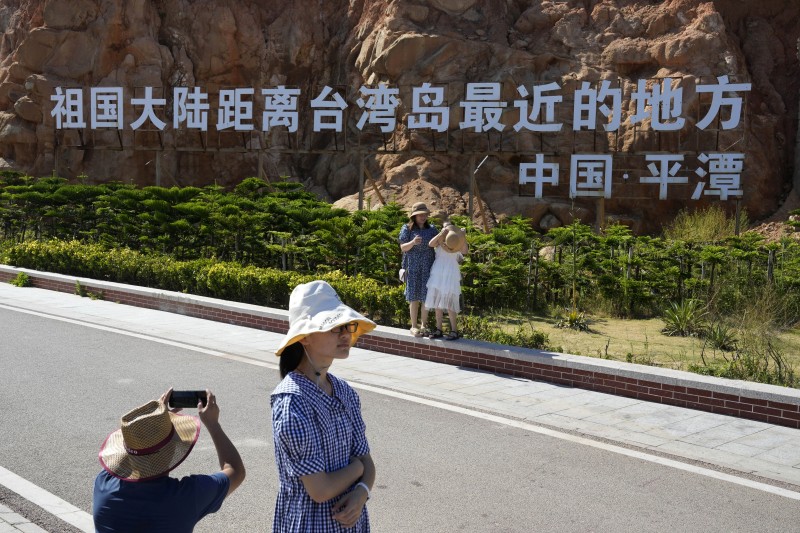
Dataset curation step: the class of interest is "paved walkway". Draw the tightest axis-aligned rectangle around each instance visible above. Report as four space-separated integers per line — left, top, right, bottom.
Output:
2 283 800 530
0 502 46 533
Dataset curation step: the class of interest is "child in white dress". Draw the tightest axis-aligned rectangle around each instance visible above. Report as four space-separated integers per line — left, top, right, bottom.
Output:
425 222 468 340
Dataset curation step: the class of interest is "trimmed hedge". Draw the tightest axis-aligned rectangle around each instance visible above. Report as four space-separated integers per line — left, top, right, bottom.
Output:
5 240 407 326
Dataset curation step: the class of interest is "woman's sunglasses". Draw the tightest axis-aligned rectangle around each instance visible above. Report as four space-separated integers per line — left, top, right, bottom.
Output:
330 322 358 334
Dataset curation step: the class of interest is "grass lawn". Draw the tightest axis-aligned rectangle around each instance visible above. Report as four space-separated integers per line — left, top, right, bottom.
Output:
494 311 800 373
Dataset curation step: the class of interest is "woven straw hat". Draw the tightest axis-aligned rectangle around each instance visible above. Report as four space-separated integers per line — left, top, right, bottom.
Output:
99 399 200 481
443 225 466 253
409 202 430 217
275 280 376 356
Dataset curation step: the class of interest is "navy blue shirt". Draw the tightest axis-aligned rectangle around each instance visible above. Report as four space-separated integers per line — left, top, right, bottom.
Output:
93 470 230 533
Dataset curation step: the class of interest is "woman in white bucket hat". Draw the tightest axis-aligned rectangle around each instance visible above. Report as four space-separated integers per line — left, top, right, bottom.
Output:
271 280 377 532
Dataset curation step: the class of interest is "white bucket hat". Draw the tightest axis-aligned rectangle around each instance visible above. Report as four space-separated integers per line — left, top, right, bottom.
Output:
275 280 376 356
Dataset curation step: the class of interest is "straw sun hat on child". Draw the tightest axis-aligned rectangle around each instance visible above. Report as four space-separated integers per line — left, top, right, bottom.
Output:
99 400 200 481
275 280 377 356
443 225 466 253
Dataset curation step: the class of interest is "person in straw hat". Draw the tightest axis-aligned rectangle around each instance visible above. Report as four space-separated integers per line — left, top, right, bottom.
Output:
93 388 245 533
272 280 377 532
424 221 469 340
398 201 439 337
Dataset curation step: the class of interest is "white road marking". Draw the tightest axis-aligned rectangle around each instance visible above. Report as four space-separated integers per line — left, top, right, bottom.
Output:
350 383 800 501
0 304 273 367
3 303 800 507
0 466 93 532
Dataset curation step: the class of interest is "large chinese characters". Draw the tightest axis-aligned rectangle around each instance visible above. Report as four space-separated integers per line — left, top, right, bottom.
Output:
51 76 750 202
520 152 745 202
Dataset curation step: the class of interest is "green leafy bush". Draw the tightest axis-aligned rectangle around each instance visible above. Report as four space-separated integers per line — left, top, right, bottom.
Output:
704 322 737 351
690 336 796 387
74 280 87 297
555 308 589 332
661 299 707 337
458 314 550 349
9 271 30 287
663 205 748 242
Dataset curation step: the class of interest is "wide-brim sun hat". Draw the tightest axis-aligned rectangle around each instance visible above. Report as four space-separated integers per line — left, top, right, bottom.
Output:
443 226 466 253
99 399 200 482
275 280 377 356
409 202 430 218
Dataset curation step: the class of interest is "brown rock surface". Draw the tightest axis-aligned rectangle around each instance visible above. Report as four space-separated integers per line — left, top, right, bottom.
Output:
0 0 796 234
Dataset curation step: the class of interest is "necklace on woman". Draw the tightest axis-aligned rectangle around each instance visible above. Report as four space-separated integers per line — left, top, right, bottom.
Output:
303 352 331 392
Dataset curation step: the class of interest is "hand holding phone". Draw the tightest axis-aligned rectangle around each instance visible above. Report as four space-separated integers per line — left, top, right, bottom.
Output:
169 390 208 409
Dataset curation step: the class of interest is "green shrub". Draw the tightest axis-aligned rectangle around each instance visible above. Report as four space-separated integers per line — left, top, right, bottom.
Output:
3 239 408 327
555 308 589 331
9 271 30 287
661 299 707 337
663 205 748 242
75 280 87 297
690 335 796 387
703 322 737 351
458 314 550 350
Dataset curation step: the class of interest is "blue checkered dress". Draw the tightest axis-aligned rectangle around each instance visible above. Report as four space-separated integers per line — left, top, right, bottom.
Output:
271 372 371 533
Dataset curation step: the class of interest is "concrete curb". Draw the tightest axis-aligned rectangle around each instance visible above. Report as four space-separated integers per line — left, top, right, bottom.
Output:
2 264 799 428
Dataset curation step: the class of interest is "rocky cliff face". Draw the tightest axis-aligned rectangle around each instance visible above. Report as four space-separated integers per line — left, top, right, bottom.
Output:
0 0 797 233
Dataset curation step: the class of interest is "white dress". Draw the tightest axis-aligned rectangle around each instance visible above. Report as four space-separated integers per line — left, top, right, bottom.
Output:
424 246 462 312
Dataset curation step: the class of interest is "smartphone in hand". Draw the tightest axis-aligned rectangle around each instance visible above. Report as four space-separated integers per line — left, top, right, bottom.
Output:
169 390 207 409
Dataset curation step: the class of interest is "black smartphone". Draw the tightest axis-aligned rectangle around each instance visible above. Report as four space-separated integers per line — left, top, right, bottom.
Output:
169 390 207 409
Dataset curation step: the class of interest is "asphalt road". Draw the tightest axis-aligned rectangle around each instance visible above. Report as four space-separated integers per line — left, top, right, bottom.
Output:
2 307 799 532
